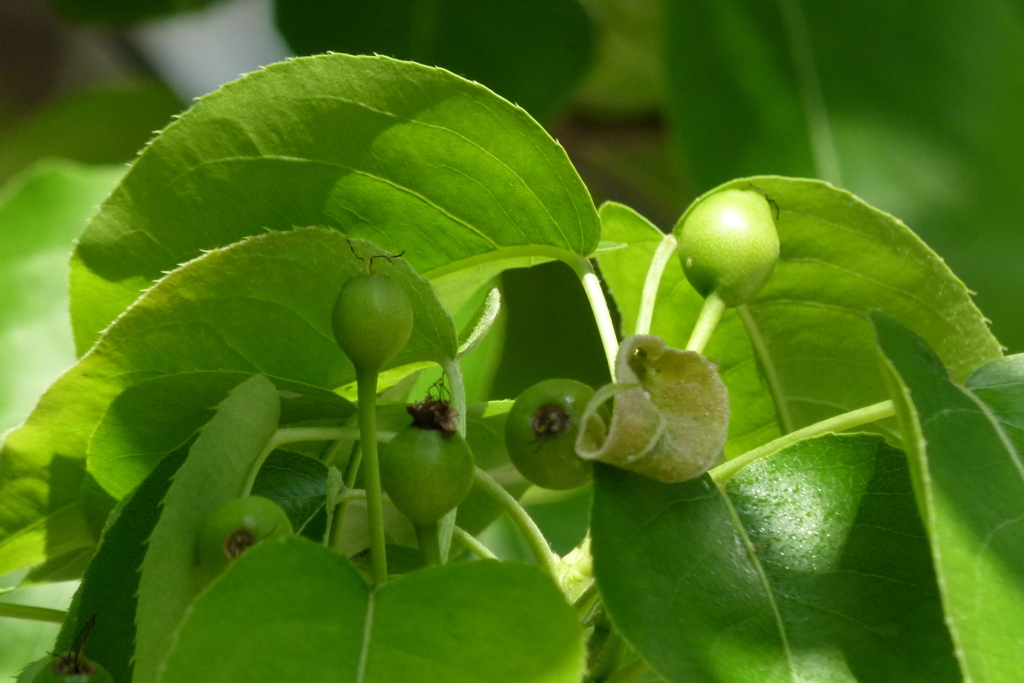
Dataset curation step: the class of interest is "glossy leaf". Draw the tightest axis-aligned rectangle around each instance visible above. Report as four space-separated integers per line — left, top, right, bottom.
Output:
88 371 352 500
134 375 280 683
275 0 593 121
592 434 957 682
664 0 1024 347
160 537 585 682
873 311 1024 681
0 161 123 434
967 354 1024 451
251 450 329 536
70 53 600 351
0 231 448 576
53 442 191 683
596 179 1001 462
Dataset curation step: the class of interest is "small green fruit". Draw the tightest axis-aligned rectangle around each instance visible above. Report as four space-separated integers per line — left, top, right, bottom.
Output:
32 656 113 683
197 496 293 576
381 426 475 525
675 188 779 307
505 379 594 490
332 274 414 372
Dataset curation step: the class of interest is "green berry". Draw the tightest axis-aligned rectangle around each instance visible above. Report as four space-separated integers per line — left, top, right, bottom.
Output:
32 656 113 683
332 274 414 372
675 188 780 307
381 426 475 525
197 496 293 576
505 379 594 490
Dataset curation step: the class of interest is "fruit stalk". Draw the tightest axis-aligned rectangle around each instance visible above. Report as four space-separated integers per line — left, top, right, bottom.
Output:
357 367 388 585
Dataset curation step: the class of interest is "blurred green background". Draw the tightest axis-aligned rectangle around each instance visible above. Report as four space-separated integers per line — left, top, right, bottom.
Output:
2 0 1021 677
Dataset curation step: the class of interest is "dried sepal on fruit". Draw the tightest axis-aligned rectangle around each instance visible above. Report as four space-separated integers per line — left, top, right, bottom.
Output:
381 393 474 526
575 335 729 482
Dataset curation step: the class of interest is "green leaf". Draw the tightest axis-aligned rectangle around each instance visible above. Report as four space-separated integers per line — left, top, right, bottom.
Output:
873 311 1024 681
54 441 192 683
0 85 180 182
597 180 1001 461
134 375 280 683
0 161 123 434
88 371 353 500
663 0 1024 348
592 434 958 682
251 450 329 536
967 354 1024 451
70 53 600 351
0 231 445 576
160 537 584 682
274 0 593 122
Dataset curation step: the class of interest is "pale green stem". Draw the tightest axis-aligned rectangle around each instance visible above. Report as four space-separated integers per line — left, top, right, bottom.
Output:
604 659 651 683
440 359 468 559
710 400 896 484
635 234 677 336
356 367 388 585
453 526 498 560
571 257 620 378
0 602 66 624
685 292 726 354
442 358 467 437
415 523 443 566
473 468 559 579
572 581 599 618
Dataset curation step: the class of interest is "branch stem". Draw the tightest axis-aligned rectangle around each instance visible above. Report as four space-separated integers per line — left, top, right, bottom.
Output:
473 468 559 579
635 235 677 336
415 522 443 566
357 367 388 585
685 292 726 354
710 400 895 484
572 257 619 378
453 526 498 560
0 602 66 624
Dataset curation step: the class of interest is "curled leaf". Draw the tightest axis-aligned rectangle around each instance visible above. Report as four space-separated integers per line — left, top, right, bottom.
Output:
575 335 729 482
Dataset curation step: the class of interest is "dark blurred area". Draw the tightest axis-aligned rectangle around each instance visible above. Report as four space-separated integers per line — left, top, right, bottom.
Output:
4 0 1022 353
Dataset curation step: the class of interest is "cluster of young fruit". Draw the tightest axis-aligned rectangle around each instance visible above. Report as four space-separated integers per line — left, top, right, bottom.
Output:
188 185 781 585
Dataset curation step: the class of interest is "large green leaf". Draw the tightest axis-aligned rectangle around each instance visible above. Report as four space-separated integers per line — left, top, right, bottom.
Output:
274 0 593 122
597 179 1001 462
0 85 180 182
0 230 450 577
592 434 957 682
70 53 600 351
160 537 584 682
873 312 1024 681
88 371 353 500
0 161 123 434
53 441 192 683
664 0 1024 348
135 375 280 683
